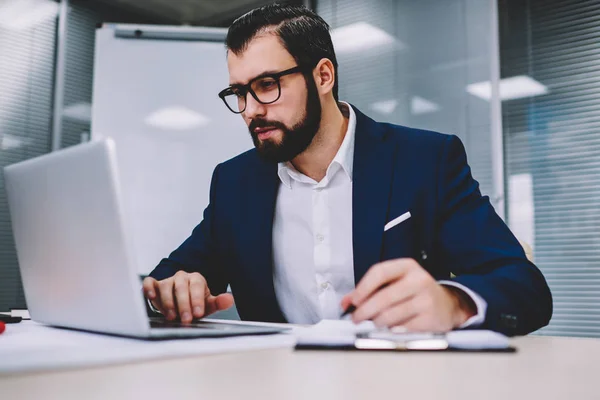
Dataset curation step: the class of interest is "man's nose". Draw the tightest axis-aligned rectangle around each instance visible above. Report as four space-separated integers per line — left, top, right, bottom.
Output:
243 93 266 120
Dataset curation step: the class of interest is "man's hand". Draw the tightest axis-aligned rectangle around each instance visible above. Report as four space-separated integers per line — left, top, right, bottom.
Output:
341 258 476 332
142 271 234 324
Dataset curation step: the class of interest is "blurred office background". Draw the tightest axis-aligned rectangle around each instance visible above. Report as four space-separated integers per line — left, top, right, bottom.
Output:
0 0 598 338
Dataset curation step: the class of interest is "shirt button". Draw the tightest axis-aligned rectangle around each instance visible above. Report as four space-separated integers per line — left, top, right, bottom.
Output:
321 282 329 290
316 234 325 242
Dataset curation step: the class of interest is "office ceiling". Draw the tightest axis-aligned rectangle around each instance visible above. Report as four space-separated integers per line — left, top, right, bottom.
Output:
91 0 307 26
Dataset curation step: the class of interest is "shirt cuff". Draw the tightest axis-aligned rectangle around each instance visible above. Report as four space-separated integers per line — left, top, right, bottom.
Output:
438 280 487 328
147 298 162 314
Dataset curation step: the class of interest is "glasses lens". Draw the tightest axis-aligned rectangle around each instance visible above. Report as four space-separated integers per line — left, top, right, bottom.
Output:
223 90 244 113
251 77 280 104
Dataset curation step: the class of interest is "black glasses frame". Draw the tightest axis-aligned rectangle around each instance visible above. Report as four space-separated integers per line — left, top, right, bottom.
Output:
218 66 303 114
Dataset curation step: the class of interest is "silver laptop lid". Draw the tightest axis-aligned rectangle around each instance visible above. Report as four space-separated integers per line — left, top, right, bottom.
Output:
4 139 149 336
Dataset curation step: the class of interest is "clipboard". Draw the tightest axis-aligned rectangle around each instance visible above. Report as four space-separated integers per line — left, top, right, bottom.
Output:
294 329 517 353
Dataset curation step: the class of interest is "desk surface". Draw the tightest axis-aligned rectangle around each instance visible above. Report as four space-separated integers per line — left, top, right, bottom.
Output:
1 335 598 400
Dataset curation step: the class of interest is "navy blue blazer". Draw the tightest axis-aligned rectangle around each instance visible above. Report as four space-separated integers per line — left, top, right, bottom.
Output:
150 106 552 336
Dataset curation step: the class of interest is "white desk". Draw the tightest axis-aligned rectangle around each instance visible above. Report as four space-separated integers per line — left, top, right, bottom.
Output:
0 320 296 374
1 333 598 400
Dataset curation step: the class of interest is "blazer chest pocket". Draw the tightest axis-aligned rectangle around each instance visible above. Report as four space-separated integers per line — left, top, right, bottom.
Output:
382 211 419 260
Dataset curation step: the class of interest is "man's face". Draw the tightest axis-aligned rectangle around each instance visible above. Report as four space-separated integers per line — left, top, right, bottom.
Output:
227 34 321 162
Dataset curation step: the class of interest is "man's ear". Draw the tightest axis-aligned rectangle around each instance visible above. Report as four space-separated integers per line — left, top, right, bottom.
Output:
313 58 336 96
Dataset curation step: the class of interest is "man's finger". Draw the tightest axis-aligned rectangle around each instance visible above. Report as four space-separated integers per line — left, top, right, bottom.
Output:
189 273 208 318
142 277 157 299
371 296 420 328
340 295 353 311
351 259 409 306
150 298 166 315
173 273 192 323
352 279 416 323
144 278 167 314
158 278 176 320
399 312 437 332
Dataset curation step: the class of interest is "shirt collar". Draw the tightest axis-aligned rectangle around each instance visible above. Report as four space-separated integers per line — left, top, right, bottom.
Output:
277 101 356 189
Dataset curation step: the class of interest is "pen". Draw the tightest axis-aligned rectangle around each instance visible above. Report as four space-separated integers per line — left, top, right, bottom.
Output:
340 282 393 318
0 315 22 323
340 304 356 318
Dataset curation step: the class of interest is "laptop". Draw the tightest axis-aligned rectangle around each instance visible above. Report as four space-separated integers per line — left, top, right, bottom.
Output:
3 138 285 339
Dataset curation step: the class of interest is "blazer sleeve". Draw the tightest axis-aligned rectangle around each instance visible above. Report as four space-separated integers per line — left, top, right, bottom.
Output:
148 164 228 295
435 135 552 336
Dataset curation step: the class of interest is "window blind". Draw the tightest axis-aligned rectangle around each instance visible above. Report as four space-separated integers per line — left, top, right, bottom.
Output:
317 0 496 200
0 7 57 311
500 0 600 337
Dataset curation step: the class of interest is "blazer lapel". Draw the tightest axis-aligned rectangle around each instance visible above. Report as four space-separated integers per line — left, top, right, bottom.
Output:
242 155 286 322
351 106 397 284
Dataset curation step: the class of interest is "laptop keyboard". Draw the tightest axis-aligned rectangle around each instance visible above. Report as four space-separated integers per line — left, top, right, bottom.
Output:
149 319 236 330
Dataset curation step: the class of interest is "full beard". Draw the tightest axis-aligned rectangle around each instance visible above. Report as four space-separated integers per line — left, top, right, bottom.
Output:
249 74 322 163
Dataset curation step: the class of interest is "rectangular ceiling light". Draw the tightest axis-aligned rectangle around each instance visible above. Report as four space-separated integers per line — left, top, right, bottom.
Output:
467 75 548 101
1 133 30 150
0 0 59 30
331 22 402 54
411 96 440 115
62 102 92 123
370 96 440 116
145 106 210 131
370 99 398 115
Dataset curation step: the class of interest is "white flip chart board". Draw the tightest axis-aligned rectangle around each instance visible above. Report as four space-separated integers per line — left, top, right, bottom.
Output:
91 24 251 274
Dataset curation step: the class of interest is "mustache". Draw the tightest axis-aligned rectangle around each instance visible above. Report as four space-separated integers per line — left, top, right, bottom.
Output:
249 118 288 134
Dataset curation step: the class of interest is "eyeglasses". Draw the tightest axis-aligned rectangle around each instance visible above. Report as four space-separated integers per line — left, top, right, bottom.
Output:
218 66 303 114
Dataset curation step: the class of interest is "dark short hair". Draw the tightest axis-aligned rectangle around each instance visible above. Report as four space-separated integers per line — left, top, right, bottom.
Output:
226 3 339 101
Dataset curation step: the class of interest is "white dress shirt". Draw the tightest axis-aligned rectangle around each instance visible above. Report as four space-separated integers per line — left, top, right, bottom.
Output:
272 102 486 326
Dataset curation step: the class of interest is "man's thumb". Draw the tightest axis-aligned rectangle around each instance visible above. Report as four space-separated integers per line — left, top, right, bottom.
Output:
215 293 234 310
205 293 234 315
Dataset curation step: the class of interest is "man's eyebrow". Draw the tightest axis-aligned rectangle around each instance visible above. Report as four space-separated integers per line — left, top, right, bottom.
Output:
229 69 281 86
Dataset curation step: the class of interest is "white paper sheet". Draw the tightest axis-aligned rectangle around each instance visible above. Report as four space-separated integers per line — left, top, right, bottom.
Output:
446 330 510 349
295 320 510 350
295 319 377 346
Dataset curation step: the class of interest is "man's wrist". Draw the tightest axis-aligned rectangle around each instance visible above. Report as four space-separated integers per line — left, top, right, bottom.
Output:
443 286 477 328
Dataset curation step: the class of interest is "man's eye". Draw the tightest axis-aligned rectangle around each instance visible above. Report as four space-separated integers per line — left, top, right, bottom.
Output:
260 80 276 89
